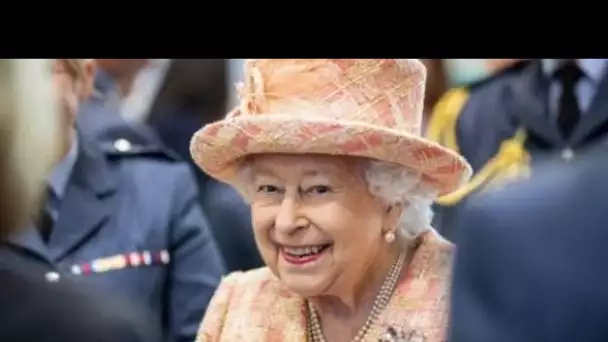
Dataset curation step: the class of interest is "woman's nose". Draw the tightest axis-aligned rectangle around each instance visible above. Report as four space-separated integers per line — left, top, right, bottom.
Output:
274 198 306 234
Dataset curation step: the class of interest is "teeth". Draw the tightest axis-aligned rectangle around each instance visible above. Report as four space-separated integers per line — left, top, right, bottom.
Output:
283 246 324 256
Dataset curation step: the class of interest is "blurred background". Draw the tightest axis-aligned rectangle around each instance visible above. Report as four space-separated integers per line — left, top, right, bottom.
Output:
127 59 520 135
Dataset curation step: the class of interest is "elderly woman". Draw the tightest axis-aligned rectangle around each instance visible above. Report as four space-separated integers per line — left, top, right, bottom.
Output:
191 59 471 342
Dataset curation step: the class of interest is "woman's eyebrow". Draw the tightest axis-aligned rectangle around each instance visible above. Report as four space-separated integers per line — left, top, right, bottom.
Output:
252 168 280 182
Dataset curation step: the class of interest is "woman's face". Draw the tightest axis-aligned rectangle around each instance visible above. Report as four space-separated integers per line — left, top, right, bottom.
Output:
250 154 391 297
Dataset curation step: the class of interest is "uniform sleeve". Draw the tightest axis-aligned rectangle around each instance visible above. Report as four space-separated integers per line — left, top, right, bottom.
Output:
166 165 227 342
195 272 242 342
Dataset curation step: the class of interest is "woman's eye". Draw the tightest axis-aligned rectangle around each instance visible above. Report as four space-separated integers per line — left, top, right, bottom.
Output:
307 185 331 195
257 185 279 193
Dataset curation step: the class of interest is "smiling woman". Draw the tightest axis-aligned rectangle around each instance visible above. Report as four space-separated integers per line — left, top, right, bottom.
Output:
191 59 472 342
243 154 436 305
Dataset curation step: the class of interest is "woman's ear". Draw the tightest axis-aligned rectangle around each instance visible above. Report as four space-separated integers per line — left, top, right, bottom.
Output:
383 203 404 234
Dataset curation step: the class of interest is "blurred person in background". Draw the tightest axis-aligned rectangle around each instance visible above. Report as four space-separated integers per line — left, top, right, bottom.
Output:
87 58 261 272
226 59 245 108
0 59 160 342
421 59 449 127
79 58 163 144
421 60 518 134
144 59 263 272
442 59 520 87
449 145 608 342
193 59 471 342
94 58 149 106
147 59 226 160
2 59 225 342
426 59 608 240
121 59 172 123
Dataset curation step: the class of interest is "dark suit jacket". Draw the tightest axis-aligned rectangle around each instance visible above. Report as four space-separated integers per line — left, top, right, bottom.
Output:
431 61 608 241
449 147 608 342
0 257 160 342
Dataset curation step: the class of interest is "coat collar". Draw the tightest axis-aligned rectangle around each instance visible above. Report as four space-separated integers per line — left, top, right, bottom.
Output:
47 134 79 201
8 134 118 262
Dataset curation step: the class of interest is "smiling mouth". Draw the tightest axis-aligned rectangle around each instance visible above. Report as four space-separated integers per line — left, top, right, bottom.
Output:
280 244 333 265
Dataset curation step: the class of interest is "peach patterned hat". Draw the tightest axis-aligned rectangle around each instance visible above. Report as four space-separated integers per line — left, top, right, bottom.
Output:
190 59 472 196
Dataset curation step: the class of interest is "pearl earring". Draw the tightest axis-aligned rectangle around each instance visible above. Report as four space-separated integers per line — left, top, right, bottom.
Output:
384 231 396 243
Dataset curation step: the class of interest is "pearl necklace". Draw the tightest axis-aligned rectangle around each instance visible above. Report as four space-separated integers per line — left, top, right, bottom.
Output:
306 252 406 342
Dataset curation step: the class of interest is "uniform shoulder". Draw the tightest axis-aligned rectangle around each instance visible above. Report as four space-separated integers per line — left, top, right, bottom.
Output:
432 60 530 122
78 102 182 164
441 60 530 118
100 137 181 164
426 60 530 153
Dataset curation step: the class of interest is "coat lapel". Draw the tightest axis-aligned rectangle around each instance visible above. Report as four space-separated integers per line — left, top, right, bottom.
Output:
508 62 564 149
8 224 51 261
570 68 608 146
47 137 117 261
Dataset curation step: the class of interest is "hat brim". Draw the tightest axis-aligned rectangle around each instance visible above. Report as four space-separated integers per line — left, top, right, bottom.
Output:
190 115 472 196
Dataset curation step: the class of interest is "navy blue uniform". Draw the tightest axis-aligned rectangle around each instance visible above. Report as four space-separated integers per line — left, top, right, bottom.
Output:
93 67 262 272
0 254 162 342
3 125 226 342
450 146 608 342
426 60 608 240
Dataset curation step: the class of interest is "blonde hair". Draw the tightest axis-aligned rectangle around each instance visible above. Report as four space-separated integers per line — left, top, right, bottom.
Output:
61 59 87 81
0 59 60 239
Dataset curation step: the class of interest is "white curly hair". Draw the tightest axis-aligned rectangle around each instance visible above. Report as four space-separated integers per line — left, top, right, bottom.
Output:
235 157 438 243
